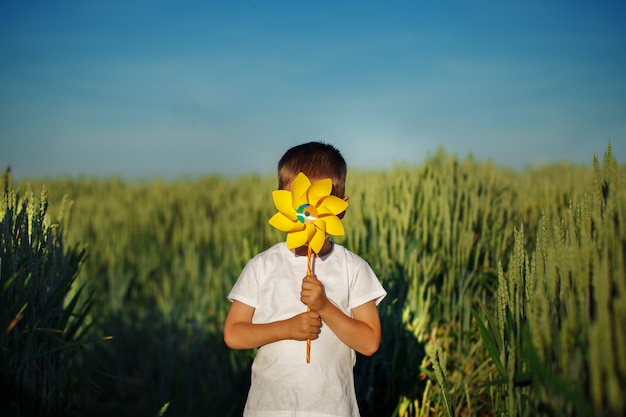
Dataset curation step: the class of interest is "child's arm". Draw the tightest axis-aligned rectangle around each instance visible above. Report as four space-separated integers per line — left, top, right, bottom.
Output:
223 300 322 350
301 275 382 356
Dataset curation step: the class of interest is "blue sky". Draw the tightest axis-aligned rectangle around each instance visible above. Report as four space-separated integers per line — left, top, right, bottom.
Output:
1 0 625 180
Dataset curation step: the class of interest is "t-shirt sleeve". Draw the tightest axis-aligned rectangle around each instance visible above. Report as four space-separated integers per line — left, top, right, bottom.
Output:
348 259 387 310
227 260 258 308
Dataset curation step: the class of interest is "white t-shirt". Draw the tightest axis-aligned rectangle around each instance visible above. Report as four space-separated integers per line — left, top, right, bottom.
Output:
227 242 387 417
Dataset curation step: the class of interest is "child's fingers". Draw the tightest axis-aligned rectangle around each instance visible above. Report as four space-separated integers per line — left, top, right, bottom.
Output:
301 276 328 311
302 275 322 290
294 311 321 340
302 274 318 283
306 310 321 322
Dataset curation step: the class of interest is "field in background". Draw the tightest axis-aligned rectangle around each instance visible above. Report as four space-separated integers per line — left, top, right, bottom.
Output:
2 145 624 416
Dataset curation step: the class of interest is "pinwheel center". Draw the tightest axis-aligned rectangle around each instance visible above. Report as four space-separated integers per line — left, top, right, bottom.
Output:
296 204 318 224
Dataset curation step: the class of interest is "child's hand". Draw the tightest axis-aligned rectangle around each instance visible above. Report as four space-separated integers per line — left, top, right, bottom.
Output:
301 275 329 312
287 311 322 341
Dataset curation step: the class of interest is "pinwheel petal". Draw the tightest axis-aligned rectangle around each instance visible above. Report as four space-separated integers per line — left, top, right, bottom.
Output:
317 195 348 215
306 223 317 241
286 228 309 249
269 212 300 232
309 229 326 254
320 214 345 236
272 190 297 221
291 173 311 206
307 178 333 206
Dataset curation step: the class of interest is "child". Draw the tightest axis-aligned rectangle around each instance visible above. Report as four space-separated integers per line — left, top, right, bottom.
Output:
224 141 386 417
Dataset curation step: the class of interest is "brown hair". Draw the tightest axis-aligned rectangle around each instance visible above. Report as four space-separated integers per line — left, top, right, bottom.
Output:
278 141 347 198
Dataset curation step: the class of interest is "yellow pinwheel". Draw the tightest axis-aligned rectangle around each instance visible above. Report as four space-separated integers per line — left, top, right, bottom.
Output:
268 172 348 254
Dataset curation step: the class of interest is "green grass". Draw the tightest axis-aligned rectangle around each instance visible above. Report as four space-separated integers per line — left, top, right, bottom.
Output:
3 144 624 416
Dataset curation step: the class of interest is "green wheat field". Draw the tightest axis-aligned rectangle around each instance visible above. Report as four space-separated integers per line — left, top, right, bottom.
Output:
1 145 625 417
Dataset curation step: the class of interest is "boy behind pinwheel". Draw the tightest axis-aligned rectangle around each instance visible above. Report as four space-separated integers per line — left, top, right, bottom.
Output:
224 141 386 417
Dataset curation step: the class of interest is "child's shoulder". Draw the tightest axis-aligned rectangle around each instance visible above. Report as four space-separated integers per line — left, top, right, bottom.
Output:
247 242 290 264
330 243 369 265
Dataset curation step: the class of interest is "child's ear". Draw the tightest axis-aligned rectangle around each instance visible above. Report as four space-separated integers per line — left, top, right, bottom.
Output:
338 196 349 219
